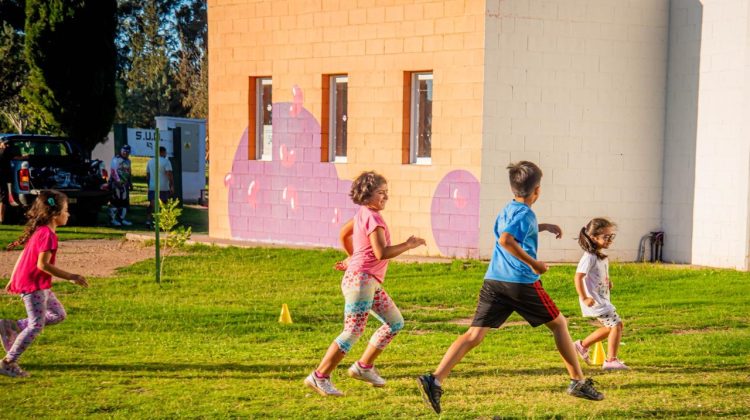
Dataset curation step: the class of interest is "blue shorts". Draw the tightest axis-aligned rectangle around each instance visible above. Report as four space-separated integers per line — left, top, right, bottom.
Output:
148 191 171 202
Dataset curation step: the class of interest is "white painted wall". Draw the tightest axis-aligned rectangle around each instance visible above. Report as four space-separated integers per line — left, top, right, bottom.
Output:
481 0 670 261
691 0 750 270
662 0 702 263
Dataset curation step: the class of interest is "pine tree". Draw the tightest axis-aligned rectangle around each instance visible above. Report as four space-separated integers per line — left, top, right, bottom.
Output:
23 0 117 151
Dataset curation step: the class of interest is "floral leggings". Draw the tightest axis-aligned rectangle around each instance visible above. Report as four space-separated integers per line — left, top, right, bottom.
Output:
334 271 404 354
6 289 67 362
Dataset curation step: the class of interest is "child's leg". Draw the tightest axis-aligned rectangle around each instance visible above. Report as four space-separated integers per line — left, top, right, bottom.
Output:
16 291 66 331
606 321 624 360
433 326 490 382
581 327 610 348
545 314 584 381
5 290 49 363
315 272 378 376
359 286 404 366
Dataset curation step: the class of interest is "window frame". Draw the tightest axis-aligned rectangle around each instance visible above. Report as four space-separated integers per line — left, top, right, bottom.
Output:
255 77 273 161
329 75 348 163
409 72 433 165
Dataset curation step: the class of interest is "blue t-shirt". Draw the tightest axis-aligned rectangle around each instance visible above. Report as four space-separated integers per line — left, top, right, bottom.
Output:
484 200 540 283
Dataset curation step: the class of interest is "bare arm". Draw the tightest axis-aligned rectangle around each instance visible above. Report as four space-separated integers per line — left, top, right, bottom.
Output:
369 227 425 261
339 219 354 257
538 223 562 239
4 252 22 292
574 272 594 306
37 251 88 287
499 232 547 274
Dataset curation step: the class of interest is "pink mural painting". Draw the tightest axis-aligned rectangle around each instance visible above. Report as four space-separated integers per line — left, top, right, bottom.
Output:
430 170 481 258
225 85 481 256
226 86 358 246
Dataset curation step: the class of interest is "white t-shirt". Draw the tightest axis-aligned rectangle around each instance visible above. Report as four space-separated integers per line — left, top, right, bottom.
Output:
146 157 173 191
576 252 616 317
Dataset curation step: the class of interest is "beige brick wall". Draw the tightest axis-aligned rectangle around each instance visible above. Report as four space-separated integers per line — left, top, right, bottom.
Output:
208 0 486 255
481 0 670 261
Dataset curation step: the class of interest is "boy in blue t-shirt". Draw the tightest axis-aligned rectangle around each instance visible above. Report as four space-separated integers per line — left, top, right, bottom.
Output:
418 161 604 414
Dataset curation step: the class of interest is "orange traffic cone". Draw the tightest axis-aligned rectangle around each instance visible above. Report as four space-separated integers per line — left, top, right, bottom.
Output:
279 304 293 324
591 341 607 365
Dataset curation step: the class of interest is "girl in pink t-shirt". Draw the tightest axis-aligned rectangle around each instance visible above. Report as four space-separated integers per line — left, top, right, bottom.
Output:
0 190 88 378
305 171 426 396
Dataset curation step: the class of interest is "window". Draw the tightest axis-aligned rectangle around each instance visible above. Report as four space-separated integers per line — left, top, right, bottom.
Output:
408 72 432 165
249 77 272 160
329 75 348 162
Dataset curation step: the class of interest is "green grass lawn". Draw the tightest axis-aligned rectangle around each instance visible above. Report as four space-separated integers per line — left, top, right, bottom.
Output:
0 247 747 418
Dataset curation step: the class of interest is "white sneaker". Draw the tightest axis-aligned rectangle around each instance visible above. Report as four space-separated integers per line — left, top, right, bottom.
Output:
0 359 29 378
120 219 133 226
111 220 122 227
304 372 344 396
347 362 386 387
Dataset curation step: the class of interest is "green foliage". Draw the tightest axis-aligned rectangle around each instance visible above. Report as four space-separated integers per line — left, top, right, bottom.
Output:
23 0 117 151
0 250 748 417
116 0 206 127
156 197 192 249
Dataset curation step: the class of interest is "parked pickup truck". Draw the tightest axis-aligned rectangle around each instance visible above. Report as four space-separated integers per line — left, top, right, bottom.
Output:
1 134 110 224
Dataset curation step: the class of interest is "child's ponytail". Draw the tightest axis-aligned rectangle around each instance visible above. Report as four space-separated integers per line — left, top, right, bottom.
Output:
578 218 616 260
7 190 68 250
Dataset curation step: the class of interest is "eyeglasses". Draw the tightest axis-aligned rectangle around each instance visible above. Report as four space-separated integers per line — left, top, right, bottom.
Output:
600 234 616 242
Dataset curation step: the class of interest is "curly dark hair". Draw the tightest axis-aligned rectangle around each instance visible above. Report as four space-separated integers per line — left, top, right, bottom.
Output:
507 161 543 198
349 171 387 205
578 217 616 260
7 190 68 251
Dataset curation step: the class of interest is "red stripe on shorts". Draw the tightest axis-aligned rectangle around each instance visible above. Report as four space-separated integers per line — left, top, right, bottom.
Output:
533 281 560 319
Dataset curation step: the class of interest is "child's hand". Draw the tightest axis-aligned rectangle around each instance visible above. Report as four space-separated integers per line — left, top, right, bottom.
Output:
3 280 11 293
333 258 349 271
583 297 595 307
70 274 88 288
539 224 563 239
406 236 426 249
531 260 548 274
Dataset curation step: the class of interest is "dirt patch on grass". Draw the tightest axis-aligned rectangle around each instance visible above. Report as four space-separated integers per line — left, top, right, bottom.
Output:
0 239 158 279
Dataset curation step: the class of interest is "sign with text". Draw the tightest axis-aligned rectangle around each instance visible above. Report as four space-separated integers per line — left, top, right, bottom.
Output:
126 128 174 157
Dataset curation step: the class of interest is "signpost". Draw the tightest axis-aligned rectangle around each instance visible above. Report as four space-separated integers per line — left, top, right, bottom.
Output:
154 128 161 284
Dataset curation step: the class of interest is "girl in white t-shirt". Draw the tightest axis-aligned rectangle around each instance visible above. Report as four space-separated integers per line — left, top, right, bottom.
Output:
573 218 629 371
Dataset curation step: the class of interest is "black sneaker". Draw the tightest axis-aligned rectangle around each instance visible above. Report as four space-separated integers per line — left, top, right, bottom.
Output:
417 374 443 414
567 378 604 401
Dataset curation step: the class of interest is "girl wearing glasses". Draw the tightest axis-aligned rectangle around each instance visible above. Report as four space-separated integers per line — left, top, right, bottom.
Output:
572 218 629 370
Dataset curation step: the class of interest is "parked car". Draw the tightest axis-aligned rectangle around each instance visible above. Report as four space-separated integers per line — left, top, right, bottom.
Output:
0 134 110 224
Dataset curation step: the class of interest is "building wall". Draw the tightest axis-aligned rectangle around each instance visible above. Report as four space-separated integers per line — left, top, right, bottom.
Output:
691 0 750 270
481 0 670 261
662 0 702 263
208 0 486 256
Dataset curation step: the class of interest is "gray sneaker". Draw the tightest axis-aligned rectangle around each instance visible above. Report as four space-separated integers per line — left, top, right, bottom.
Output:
304 372 344 397
417 374 443 414
567 378 604 401
347 362 386 387
0 359 29 378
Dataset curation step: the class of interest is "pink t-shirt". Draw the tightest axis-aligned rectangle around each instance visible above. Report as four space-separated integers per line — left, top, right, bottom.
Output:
9 226 57 294
347 206 391 282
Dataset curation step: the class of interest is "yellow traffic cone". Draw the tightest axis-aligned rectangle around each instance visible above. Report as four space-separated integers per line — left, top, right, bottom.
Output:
591 341 607 365
279 303 293 324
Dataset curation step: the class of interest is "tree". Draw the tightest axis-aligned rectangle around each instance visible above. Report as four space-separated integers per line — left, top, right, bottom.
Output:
23 0 117 152
115 0 207 127
0 0 31 133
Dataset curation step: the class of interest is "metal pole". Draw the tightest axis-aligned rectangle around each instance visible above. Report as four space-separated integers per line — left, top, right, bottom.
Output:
155 128 161 284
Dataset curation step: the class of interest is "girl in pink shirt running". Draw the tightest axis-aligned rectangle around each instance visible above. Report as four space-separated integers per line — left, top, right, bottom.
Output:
0 190 88 378
305 171 426 396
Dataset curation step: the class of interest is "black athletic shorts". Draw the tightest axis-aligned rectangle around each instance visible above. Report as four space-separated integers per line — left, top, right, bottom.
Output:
471 279 560 328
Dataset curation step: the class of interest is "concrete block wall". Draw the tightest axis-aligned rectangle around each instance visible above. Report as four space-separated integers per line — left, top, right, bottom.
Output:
662 0 702 264
481 0 670 261
691 0 750 270
208 0 487 256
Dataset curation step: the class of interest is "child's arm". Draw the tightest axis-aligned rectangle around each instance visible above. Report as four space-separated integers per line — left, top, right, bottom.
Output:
4 253 22 293
339 219 354 257
369 227 425 260
37 251 88 287
538 223 562 239
574 272 595 307
499 232 547 274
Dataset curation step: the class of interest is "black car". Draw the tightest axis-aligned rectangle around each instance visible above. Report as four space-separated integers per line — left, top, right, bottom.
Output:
0 134 110 224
